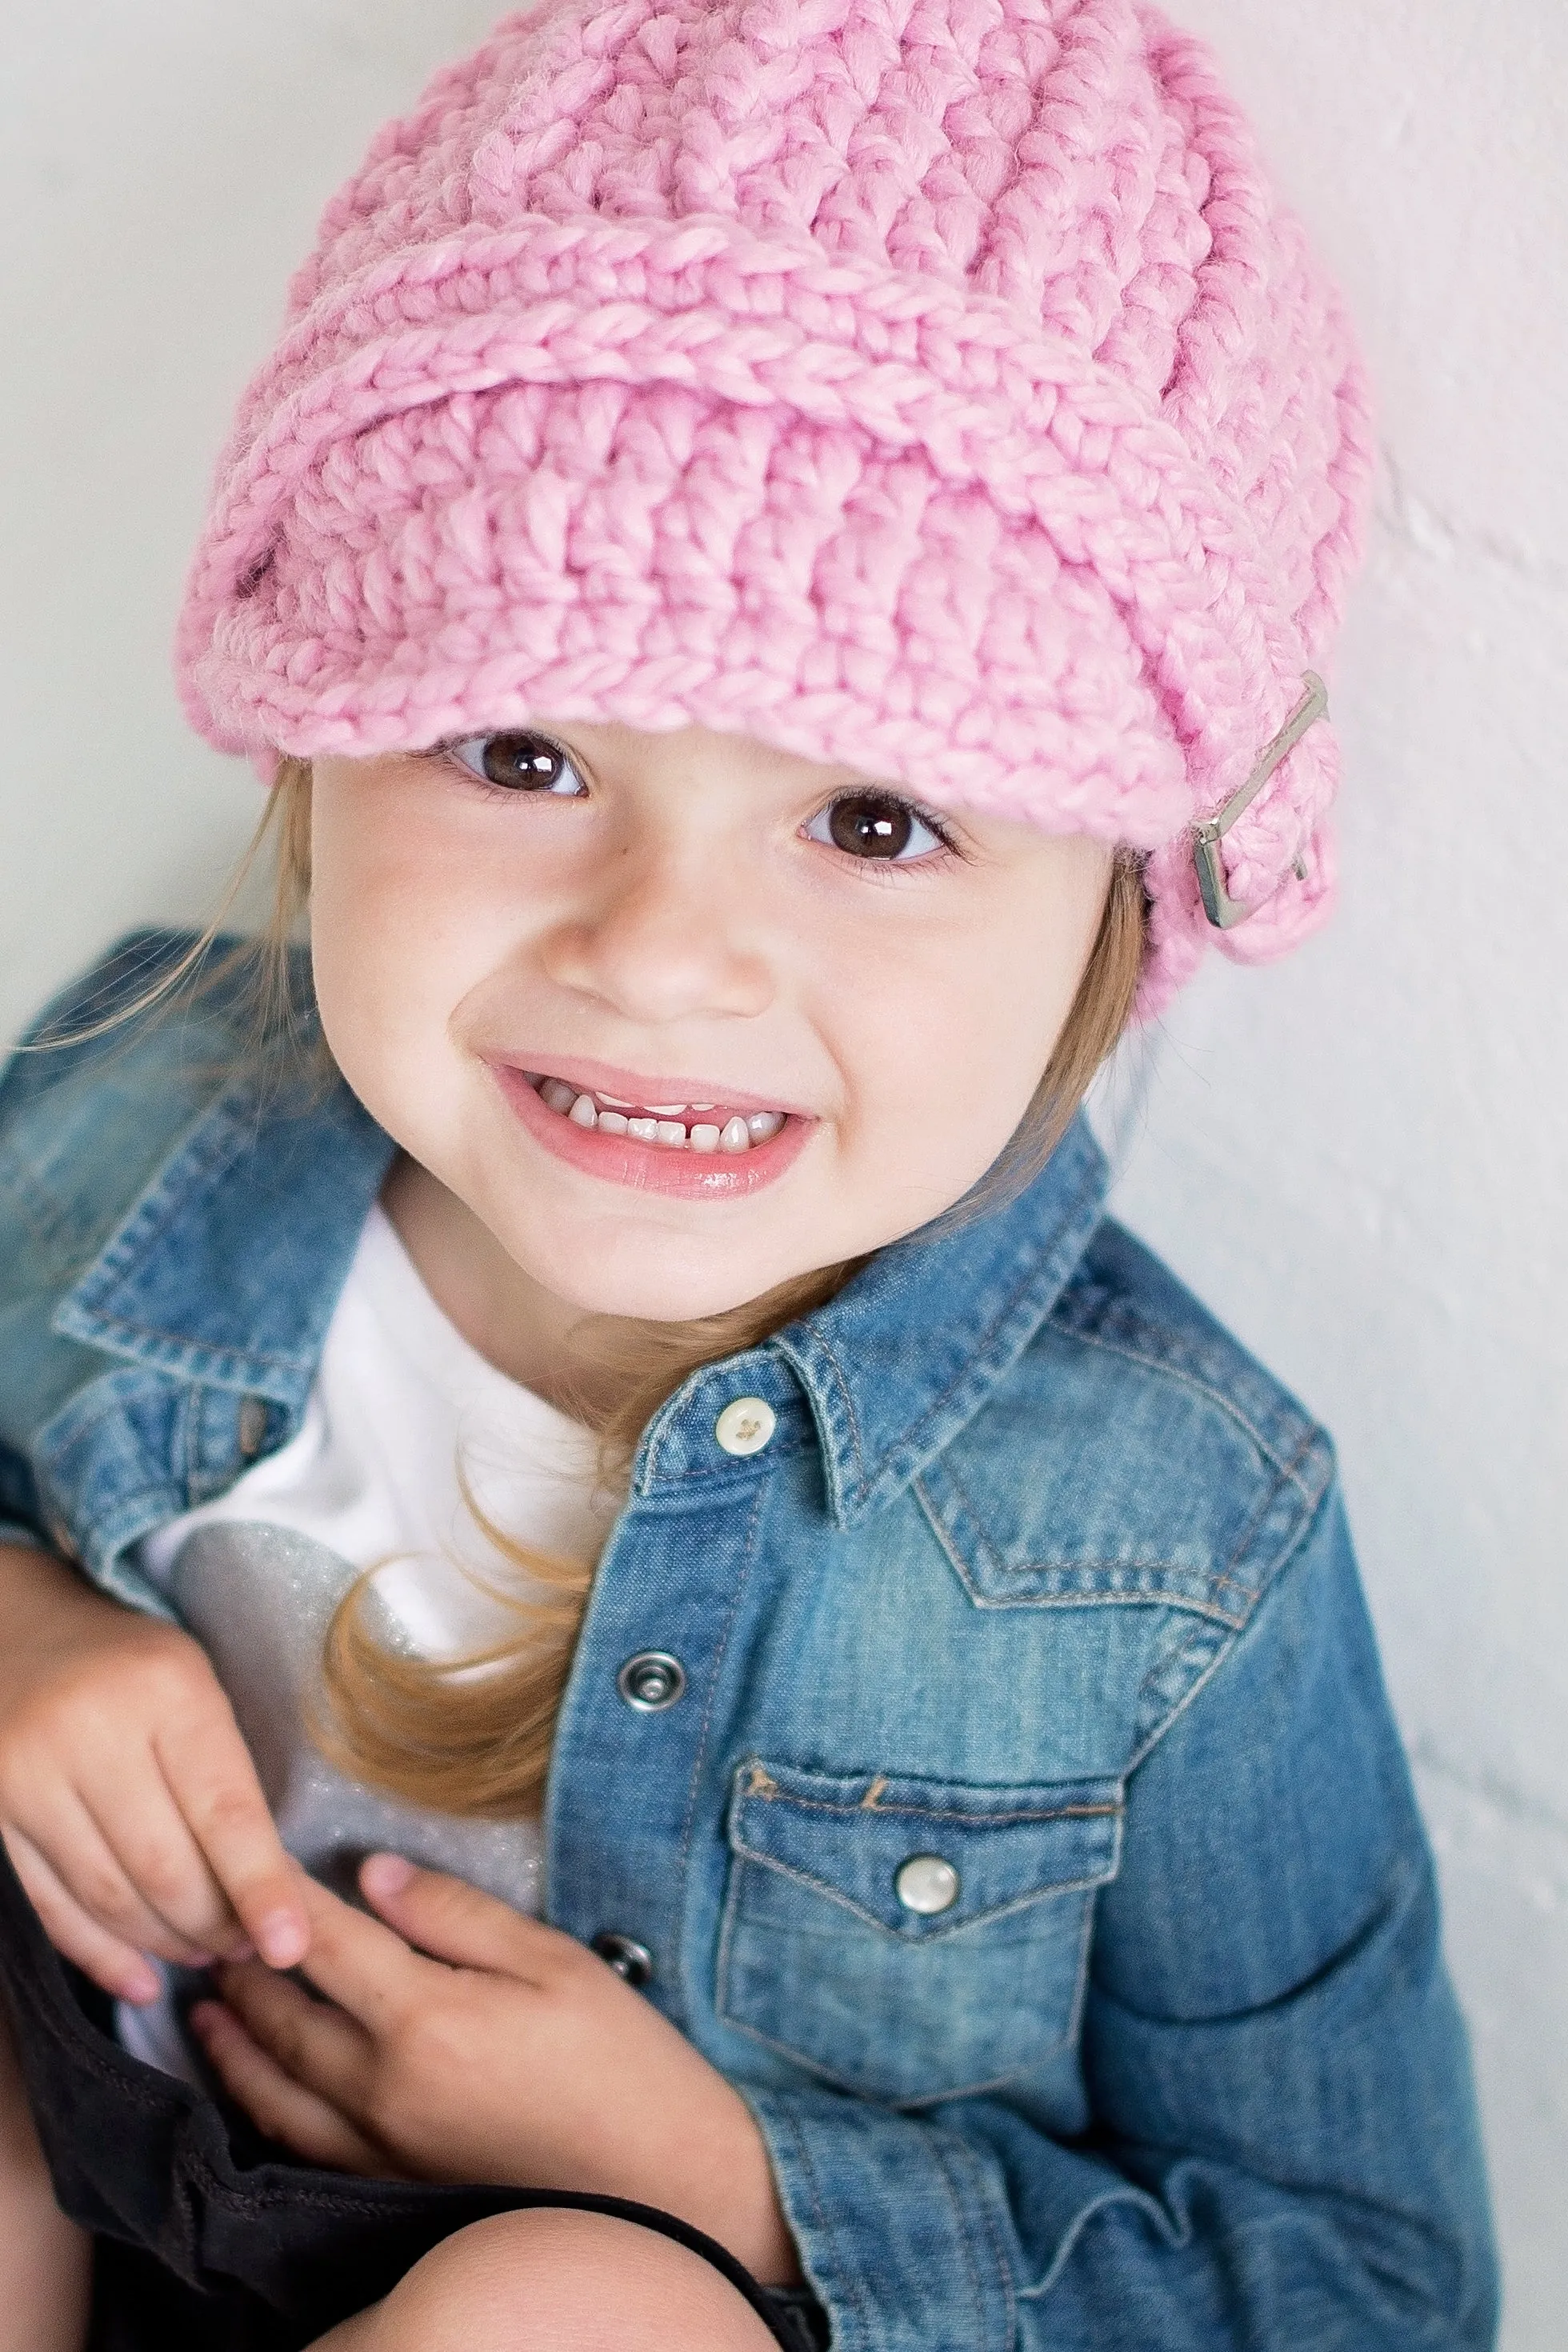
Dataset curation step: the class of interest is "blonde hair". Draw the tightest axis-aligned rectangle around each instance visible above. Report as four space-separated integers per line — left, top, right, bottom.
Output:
49 754 1148 1818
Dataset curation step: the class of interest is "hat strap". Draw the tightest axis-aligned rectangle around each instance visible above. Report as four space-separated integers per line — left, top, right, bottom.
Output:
1193 671 1328 930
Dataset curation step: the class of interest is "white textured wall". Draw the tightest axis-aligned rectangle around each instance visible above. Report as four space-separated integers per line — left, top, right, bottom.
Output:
1091 9 1568 2344
2 4 1564 2341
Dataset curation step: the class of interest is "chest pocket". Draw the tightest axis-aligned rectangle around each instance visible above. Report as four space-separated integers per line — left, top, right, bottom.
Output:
717 1758 1122 2106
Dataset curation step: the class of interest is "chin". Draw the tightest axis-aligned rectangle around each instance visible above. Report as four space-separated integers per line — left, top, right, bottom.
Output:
522 1223 815 1327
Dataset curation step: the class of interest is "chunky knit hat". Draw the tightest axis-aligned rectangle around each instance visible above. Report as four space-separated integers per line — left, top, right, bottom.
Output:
174 0 1374 1018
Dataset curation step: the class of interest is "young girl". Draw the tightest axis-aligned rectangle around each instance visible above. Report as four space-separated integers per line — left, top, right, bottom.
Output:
0 2 1498 2346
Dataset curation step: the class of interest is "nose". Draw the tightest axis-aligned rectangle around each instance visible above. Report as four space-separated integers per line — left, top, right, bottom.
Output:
538 837 774 1025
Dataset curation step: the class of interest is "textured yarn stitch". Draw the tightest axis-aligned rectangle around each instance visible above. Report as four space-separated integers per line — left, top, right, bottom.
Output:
174 0 1375 1018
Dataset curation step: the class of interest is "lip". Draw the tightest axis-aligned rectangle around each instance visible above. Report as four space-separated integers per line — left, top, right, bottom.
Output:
490 1062 818 1201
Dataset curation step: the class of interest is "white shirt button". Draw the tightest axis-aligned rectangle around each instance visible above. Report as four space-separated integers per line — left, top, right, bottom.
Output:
894 1854 961 1915
714 1397 777 1457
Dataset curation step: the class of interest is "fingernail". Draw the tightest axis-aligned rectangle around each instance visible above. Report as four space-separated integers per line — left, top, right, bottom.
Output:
122 1962 161 2004
257 1909 308 1967
361 1853 414 1899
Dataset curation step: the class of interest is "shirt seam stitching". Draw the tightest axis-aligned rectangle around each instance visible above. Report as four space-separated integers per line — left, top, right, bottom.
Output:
775 2102 870 2349
1042 1323 1324 1492
928 1454 1262 1606
802 1152 1107 1505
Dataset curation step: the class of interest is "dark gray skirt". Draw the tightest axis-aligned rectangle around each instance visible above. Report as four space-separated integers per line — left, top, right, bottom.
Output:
0 1844 829 2350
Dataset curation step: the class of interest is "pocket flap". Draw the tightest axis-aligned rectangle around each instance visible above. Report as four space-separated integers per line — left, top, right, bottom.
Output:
727 1758 1122 1941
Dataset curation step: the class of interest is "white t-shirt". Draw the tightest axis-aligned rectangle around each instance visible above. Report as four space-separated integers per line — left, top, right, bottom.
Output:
115 1201 610 2082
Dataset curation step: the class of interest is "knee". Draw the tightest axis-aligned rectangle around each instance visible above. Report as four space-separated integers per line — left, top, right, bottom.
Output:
355 2208 783 2352
0 2006 91 2352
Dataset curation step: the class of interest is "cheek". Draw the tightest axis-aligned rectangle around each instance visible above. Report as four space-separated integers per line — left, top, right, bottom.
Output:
852 974 1042 1168
306 786 505 1136
830 866 1105 1198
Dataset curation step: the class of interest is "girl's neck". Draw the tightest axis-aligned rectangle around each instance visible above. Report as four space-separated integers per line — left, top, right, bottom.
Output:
379 1153 624 1423
381 1153 869 1442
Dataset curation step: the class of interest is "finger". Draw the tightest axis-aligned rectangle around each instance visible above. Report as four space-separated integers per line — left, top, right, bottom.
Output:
2 1826 162 2004
6 1786 218 1968
282 1874 426 2030
211 1957 373 2112
74 1777 246 1961
358 1854 570 1982
154 1711 307 1968
188 2001 390 2174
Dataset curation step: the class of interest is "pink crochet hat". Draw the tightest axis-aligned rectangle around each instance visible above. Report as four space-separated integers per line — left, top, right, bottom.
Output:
174 0 1374 1018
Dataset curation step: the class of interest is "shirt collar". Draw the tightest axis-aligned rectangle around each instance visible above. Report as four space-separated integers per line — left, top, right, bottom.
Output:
52 1054 397 1410
52 1046 1109 1517
768 1112 1109 1523
628 1114 1111 1525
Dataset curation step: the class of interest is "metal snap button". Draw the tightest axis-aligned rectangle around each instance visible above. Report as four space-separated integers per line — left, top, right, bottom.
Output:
894 1854 961 1916
714 1396 777 1457
617 1651 686 1712
590 1930 654 1986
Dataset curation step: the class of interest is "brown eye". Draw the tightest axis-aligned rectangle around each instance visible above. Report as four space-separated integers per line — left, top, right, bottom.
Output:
449 732 587 795
806 791 945 862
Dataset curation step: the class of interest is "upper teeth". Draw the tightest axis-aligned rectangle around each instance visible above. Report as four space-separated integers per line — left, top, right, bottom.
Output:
532 1077 784 1152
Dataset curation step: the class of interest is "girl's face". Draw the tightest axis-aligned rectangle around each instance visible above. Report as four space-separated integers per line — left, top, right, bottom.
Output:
309 722 1114 1325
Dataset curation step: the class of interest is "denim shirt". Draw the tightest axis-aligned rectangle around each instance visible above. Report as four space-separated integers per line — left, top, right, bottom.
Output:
0 933 1498 2352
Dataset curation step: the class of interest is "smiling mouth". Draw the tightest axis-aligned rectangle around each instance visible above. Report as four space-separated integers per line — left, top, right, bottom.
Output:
523 1074 788 1156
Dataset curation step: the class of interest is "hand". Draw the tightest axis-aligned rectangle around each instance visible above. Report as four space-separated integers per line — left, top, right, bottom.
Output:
0 1543 307 2003
190 1856 802 2287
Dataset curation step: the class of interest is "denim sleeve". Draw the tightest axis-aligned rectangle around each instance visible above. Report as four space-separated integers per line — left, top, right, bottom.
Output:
742 1482 1499 2352
0 1523 50 1554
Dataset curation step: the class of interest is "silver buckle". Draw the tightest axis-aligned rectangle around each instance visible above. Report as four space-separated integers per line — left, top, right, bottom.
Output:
1193 671 1328 929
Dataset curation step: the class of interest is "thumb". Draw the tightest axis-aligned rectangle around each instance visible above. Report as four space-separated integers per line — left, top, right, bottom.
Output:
357 1854 560 1979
